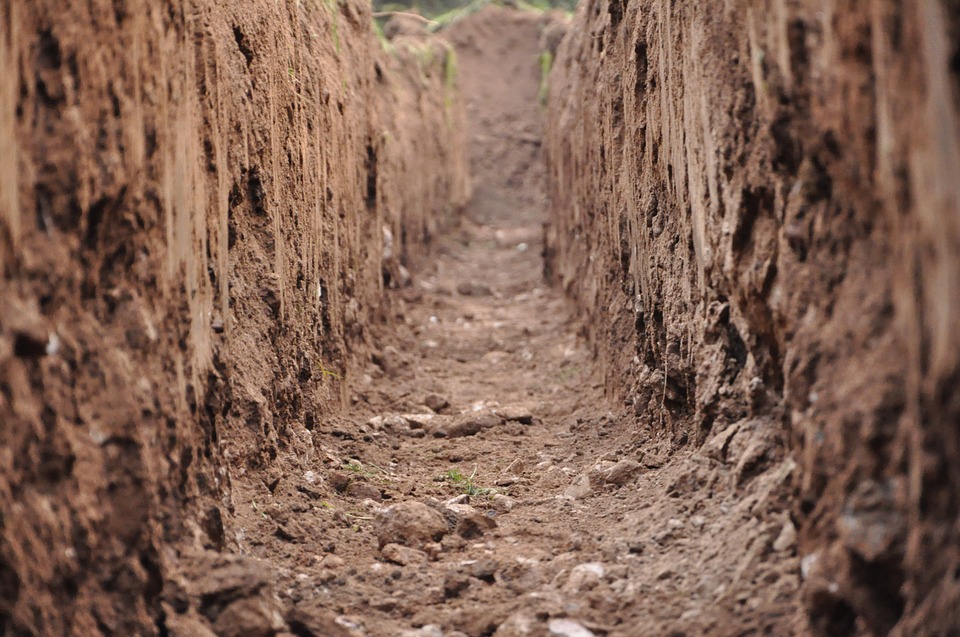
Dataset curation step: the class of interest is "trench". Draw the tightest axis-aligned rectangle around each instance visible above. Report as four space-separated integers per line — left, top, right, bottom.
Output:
214 8 803 637
1 1 959 637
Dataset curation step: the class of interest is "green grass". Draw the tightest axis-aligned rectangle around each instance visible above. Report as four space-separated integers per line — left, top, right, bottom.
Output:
538 50 553 107
443 467 496 496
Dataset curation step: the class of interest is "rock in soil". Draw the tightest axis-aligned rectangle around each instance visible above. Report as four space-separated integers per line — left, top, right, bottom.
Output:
424 393 450 412
456 281 493 296
285 602 354 637
381 543 429 566
604 459 642 485
375 501 449 549
497 405 534 424
440 411 503 437
547 618 596 637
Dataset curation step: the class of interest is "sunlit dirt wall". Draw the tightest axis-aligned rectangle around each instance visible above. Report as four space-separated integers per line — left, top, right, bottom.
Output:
0 1 467 633
546 1 960 633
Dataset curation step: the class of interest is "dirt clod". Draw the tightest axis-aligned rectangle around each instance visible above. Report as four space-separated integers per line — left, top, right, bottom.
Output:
375 502 450 549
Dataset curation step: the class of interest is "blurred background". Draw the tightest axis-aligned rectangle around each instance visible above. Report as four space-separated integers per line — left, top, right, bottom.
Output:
372 0 578 22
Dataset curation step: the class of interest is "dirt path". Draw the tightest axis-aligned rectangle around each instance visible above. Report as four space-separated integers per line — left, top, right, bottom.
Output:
212 9 804 637
228 197 800 637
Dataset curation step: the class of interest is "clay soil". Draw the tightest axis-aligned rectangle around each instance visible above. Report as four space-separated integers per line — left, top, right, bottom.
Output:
225 10 803 636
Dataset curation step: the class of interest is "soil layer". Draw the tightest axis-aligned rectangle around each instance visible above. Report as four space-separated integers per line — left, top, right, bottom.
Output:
546 1 960 634
0 2 466 634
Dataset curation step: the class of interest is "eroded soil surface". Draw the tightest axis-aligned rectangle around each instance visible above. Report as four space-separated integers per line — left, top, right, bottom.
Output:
207 12 804 635
226 215 802 637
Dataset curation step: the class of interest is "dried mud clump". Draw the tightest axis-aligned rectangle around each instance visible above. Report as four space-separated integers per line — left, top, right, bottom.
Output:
0 1 466 634
546 0 960 633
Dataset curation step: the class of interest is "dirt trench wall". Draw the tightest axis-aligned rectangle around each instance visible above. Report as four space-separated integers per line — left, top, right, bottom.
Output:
0 1 467 634
546 1 960 634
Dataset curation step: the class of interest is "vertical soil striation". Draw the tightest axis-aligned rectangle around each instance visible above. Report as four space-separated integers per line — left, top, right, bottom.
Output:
0 1 466 634
1 0 958 635
547 0 960 633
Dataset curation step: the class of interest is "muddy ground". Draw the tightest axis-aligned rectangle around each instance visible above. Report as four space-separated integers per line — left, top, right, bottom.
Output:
1 1 959 636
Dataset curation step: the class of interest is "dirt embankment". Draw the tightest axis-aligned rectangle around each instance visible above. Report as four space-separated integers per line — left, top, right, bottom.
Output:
546 1 960 634
0 2 466 634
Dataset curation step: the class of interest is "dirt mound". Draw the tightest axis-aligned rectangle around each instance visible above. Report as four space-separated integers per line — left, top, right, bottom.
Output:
0 1 466 634
547 1 960 633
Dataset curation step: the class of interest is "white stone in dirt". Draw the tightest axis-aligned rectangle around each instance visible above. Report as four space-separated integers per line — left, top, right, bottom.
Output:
564 563 605 593
493 611 536 636
604 459 641 485
402 413 435 429
374 501 449 549
381 543 428 567
368 414 407 432
547 619 596 637
773 520 798 552
401 625 444 637
563 473 593 500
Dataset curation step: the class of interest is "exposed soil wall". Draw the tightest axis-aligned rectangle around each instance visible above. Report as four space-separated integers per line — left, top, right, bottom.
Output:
546 1 960 634
0 1 466 634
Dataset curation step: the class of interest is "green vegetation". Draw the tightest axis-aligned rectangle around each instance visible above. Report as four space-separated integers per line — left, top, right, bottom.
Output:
374 0 577 32
538 50 553 107
443 466 496 496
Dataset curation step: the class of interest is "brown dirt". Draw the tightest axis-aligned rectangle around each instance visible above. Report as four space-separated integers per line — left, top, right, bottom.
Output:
0 1 465 634
547 1 960 635
222 7 801 637
1 1 958 636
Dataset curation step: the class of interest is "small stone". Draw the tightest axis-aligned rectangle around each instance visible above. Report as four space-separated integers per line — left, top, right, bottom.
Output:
563 473 593 500
457 281 492 296
444 503 497 539
497 405 533 424
547 618 596 637
441 411 503 438
456 509 497 539
495 558 544 593
425 394 450 412
443 572 472 598
494 611 536 636
469 559 499 582
604 459 642 486
381 543 428 567
505 458 525 474
371 414 408 432
370 596 399 612
213 597 286 637
402 413 436 429
374 346 406 377
401 625 444 637
285 603 353 637
773 520 798 552
375 501 449 549
345 482 381 501
564 563 605 593
491 494 516 512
